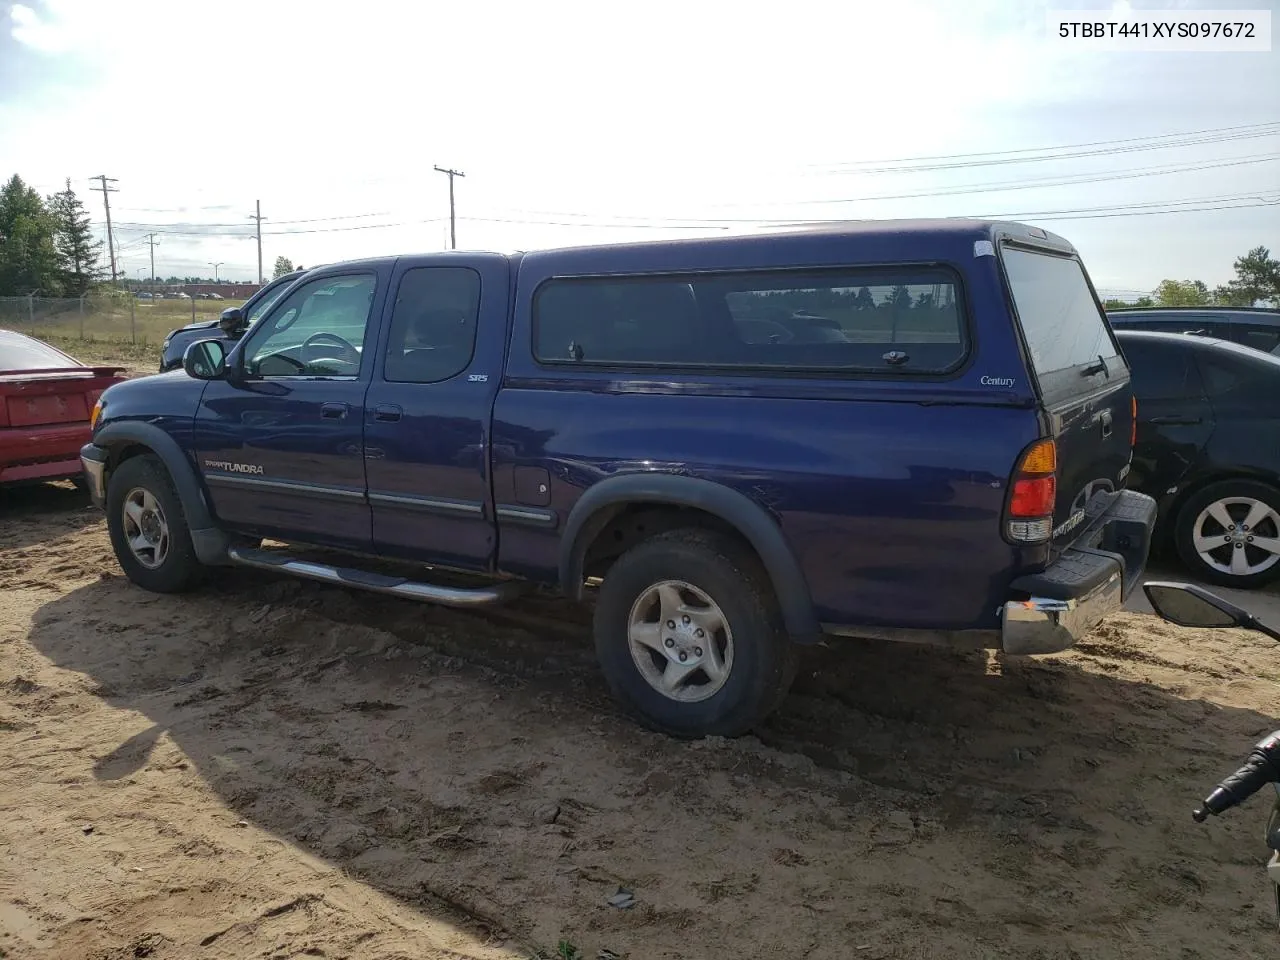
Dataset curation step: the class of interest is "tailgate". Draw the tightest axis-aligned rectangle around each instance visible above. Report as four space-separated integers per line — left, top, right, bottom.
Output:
1000 243 1133 554
1045 377 1134 550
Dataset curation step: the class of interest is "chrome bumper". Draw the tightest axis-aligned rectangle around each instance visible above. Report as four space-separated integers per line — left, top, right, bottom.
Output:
1000 488 1157 655
1002 570 1123 655
79 443 108 509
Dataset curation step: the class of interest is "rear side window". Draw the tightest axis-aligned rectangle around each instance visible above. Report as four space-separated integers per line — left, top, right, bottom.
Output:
1002 247 1119 384
0 335 76 371
383 267 481 383
1119 338 1203 400
533 267 966 375
1231 321 1280 354
1196 350 1280 410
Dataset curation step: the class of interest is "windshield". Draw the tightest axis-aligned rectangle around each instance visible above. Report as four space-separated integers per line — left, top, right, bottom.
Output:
247 277 296 322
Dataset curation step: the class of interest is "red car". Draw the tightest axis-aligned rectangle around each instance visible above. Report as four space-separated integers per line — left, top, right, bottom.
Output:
0 331 127 487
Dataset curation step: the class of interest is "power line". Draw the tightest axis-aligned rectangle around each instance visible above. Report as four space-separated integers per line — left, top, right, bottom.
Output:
812 120 1280 171
717 153 1280 208
986 198 1280 223
112 210 391 227
815 128 1280 176
93 192 1280 240
89 175 119 283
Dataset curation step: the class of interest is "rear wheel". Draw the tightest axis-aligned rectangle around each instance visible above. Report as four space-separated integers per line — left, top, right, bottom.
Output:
592 528 796 738
105 454 205 593
1174 479 1280 589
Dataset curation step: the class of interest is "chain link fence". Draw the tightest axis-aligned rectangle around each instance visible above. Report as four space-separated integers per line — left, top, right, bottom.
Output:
0 294 230 345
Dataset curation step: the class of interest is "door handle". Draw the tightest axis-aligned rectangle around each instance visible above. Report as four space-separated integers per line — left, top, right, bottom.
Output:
1149 415 1202 425
1100 409 1113 438
374 403 402 423
320 402 349 420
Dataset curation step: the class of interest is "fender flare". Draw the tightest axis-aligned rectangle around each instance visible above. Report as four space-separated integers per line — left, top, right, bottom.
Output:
94 421 230 565
559 474 821 642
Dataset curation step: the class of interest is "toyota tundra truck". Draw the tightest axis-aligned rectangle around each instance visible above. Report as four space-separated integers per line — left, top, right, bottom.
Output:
80 220 1156 737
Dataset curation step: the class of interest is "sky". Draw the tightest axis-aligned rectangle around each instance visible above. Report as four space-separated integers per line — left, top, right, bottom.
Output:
0 0 1276 296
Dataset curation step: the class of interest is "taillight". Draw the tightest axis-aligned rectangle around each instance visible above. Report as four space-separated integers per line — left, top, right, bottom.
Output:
1005 438 1057 543
1131 395 1137 446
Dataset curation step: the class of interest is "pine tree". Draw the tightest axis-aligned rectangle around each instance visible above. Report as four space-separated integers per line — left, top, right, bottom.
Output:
1214 246 1280 307
0 174 62 296
47 179 104 296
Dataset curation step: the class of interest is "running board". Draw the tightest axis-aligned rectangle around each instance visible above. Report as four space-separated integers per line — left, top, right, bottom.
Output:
226 546 523 607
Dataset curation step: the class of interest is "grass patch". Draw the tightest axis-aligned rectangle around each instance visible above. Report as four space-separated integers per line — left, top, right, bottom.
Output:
36 334 162 376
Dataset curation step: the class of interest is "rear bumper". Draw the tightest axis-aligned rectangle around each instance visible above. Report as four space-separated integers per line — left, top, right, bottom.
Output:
0 423 92 485
80 442 108 508
1001 489 1157 655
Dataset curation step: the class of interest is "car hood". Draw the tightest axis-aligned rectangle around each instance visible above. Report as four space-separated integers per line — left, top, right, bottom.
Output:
97 368 206 429
174 319 221 333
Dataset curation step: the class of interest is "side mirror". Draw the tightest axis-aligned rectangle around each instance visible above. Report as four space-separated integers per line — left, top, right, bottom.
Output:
1142 581 1250 629
218 306 246 339
183 338 229 381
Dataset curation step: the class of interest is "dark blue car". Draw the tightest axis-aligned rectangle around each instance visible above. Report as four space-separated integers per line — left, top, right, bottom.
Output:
80 220 1155 737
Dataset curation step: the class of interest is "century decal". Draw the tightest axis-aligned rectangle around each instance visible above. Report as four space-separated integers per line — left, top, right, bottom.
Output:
204 459 265 475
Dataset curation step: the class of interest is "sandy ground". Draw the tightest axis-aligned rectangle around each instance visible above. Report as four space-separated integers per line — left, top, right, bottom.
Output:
2 485 1280 960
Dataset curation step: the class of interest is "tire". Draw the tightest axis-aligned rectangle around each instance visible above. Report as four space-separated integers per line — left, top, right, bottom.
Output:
592 528 797 738
105 454 205 593
1174 479 1280 589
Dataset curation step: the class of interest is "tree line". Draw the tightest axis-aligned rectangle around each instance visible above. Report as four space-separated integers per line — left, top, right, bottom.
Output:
1102 246 1280 309
0 174 104 297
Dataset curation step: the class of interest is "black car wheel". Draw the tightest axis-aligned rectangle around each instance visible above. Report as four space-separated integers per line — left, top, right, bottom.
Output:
592 528 796 738
1174 479 1280 588
105 454 205 593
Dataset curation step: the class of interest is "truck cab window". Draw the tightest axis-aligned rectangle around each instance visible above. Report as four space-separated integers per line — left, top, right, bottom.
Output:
383 267 482 383
245 275 375 377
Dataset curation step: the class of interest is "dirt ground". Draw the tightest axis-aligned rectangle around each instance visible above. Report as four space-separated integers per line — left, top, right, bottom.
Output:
2 485 1279 960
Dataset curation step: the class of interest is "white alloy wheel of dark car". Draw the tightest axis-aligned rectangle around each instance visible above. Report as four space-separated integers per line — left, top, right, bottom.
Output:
1175 479 1280 588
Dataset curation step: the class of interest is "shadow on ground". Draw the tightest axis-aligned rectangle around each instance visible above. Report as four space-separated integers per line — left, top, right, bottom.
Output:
0 481 95 552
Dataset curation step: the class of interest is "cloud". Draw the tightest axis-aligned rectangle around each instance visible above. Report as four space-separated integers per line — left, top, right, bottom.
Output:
8 2 68 53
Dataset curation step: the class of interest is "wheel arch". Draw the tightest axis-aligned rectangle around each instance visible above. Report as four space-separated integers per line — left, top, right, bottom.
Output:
559 474 821 642
95 421 230 564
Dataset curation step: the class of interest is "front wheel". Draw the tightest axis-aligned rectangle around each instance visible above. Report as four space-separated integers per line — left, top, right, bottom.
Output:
105 454 205 593
592 528 796 738
1174 479 1280 589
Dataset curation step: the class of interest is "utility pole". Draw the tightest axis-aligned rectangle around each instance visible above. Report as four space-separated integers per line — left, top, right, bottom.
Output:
433 166 465 249
249 200 265 283
146 233 160 299
208 261 223 282
90 175 119 283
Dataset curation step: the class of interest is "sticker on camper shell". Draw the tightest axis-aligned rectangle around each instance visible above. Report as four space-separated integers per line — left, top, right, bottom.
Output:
974 240 995 257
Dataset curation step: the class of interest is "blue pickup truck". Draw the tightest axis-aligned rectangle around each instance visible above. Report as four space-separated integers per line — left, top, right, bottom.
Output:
81 220 1156 737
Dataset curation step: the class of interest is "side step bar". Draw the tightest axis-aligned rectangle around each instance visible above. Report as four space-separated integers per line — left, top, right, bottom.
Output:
226 546 523 608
